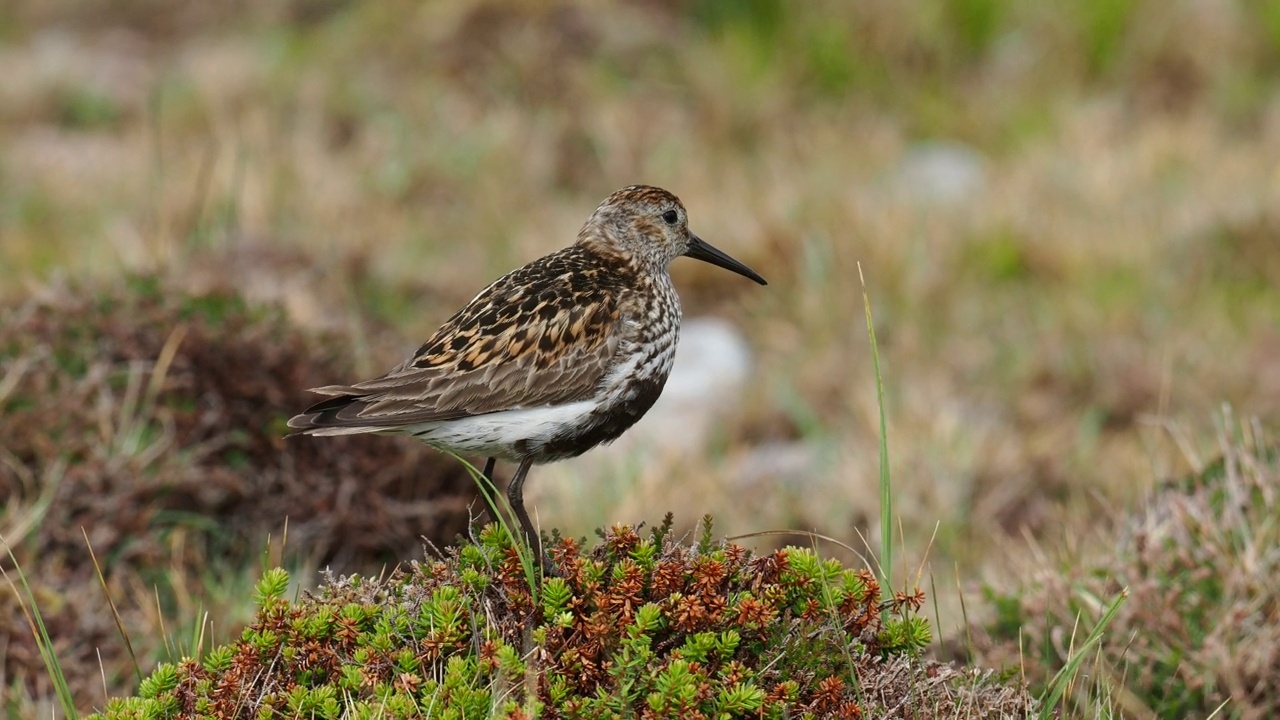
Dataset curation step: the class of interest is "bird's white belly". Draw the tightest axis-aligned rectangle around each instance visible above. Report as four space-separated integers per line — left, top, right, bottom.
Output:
402 399 602 460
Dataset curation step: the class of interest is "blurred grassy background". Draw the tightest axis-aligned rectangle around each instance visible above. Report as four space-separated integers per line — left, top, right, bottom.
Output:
2 0 1279 711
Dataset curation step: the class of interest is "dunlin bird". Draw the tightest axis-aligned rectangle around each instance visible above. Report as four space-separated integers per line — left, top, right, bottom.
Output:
288 185 766 562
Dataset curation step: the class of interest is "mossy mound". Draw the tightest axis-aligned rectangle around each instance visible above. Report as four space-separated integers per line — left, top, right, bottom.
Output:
94 522 1036 719
0 275 475 706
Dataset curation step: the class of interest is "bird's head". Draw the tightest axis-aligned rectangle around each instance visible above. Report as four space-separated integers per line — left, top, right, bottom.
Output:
580 185 767 286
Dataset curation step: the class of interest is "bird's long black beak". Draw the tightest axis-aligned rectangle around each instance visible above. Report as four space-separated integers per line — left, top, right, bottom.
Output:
684 233 767 285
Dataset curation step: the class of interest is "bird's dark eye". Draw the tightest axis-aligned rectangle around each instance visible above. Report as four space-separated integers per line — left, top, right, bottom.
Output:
662 210 679 225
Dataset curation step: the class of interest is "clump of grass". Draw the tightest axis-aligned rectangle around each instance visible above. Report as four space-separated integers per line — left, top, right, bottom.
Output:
974 422 1279 718
0 274 476 710
90 520 1035 718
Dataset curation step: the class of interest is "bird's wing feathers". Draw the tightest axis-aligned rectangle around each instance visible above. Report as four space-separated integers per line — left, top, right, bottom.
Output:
288 249 632 432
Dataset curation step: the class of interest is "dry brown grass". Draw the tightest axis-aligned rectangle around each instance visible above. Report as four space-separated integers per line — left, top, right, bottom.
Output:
967 421 1279 718
0 274 475 709
1 0 1279 715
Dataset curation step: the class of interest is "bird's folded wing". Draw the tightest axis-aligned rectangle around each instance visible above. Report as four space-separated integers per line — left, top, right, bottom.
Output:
288 277 624 431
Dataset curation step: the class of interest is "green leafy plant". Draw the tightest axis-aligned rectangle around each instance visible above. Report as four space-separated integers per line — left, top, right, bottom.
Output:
89 521 1032 718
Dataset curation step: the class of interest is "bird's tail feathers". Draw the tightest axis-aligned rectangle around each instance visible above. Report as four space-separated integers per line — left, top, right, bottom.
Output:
289 424 382 437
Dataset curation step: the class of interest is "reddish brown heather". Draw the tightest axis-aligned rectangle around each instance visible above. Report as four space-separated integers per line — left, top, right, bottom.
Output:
169 526 1034 718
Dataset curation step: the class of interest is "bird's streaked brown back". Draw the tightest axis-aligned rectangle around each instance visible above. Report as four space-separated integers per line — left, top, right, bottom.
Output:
287 244 638 432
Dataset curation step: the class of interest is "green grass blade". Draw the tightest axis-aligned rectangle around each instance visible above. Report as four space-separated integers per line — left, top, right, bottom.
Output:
1038 587 1129 718
443 451 541 597
1 534 79 719
858 262 892 601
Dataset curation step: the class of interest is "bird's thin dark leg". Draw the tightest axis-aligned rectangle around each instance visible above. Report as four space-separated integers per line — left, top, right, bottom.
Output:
507 456 547 571
476 457 502 525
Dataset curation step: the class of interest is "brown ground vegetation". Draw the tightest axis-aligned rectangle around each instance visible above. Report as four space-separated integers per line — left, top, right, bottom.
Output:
0 275 476 706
